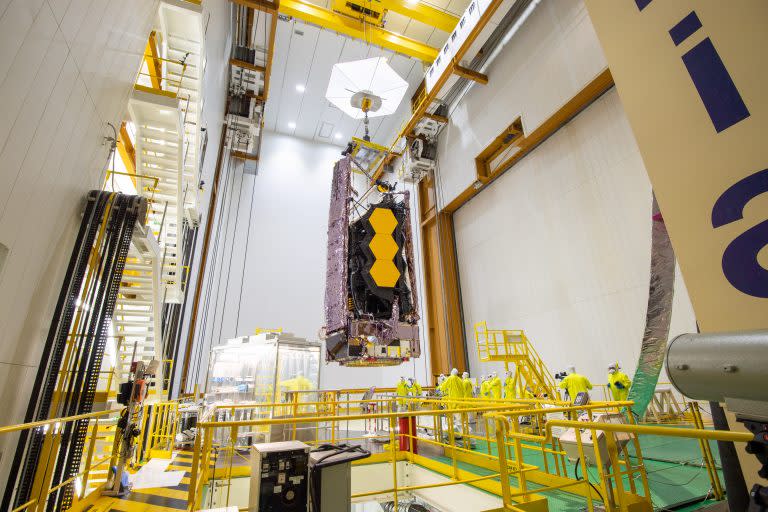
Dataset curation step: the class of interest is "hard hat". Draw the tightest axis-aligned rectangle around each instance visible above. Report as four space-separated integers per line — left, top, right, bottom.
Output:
566 365 576 375
451 368 459 376
462 372 469 379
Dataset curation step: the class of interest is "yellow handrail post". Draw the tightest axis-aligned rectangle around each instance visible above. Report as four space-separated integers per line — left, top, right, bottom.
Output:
589 428 612 510
574 426 595 512
227 425 237 506
509 417 528 500
625 410 651 499
389 416 398 509
484 415 492 456
691 401 724 500
447 412 458 479
493 416 513 506
81 418 100 494
188 427 202 510
604 431 628 511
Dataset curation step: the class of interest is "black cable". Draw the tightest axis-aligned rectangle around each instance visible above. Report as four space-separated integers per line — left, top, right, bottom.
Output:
234 169 256 333
216 154 247 343
572 457 604 503
194 149 234 383
192 139 235 386
206 147 238 356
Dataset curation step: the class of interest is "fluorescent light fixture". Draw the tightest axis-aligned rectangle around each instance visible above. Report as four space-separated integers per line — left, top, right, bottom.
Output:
334 133 343 139
159 109 172 115
325 57 408 119
295 84 306 93
288 121 296 129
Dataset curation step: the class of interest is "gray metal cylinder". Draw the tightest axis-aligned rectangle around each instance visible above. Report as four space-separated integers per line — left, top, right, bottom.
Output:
665 331 768 403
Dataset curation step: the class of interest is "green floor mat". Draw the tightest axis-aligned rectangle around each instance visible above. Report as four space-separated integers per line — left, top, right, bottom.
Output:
428 426 723 511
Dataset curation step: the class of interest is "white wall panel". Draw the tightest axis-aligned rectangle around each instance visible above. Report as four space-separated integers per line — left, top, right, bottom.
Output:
435 0 607 208
0 0 158 421
454 89 698 387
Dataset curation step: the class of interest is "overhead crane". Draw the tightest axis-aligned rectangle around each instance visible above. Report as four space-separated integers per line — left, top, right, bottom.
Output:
231 0 458 63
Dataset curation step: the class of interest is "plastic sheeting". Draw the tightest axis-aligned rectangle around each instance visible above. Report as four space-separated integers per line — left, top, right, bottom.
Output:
627 196 675 418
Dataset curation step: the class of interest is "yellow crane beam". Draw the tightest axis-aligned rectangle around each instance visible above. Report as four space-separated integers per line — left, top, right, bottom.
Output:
279 0 439 62
378 0 459 34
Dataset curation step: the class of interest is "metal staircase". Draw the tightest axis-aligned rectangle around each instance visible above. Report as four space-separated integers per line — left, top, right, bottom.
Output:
159 0 203 212
475 321 558 399
113 223 163 392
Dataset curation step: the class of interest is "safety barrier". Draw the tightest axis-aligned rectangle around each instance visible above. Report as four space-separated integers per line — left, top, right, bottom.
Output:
188 396 535 510
0 386 742 512
182 390 744 512
138 401 179 462
0 409 123 512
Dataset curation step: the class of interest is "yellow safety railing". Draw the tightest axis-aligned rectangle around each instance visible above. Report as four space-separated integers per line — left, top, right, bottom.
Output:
188 396 538 511
131 401 179 464
0 388 741 512
184 390 741 512
489 409 749 511
0 409 123 512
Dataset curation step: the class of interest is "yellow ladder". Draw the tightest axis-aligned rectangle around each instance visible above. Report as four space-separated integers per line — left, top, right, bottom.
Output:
474 321 558 399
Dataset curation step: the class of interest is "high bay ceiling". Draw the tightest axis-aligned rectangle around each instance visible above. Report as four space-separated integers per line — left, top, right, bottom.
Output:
247 0 474 146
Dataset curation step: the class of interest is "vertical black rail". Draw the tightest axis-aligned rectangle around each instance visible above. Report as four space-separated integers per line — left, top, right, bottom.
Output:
4 191 146 511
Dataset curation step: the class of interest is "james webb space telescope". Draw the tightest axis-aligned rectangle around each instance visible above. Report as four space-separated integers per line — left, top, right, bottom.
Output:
322 155 420 366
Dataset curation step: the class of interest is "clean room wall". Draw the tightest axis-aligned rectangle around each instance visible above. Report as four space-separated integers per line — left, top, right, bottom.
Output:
191 131 432 391
453 88 698 387
435 0 608 208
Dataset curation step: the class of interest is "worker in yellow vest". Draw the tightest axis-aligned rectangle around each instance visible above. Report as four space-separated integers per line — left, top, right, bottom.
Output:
489 372 502 400
607 362 631 402
436 374 447 395
406 377 422 396
503 370 515 398
280 372 315 413
558 365 592 403
406 377 422 409
479 375 491 399
396 376 409 410
441 368 464 434
461 372 474 399
442 368 464 403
